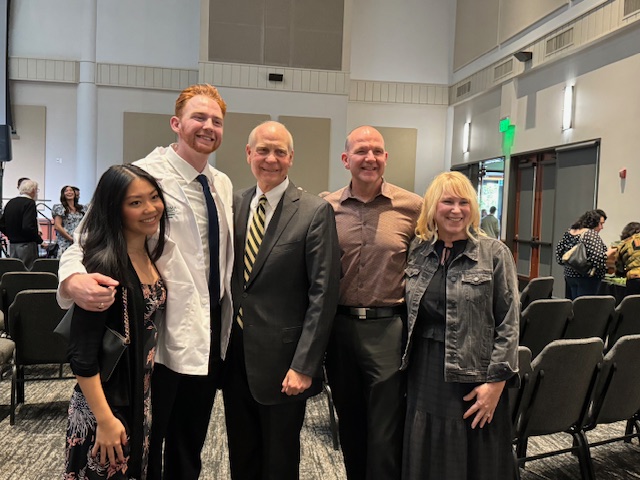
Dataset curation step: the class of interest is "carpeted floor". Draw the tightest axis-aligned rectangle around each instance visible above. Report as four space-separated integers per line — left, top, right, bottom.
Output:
1 365 640 479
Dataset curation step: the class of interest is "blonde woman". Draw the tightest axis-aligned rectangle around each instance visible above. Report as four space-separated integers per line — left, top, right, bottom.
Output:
401 171 519 479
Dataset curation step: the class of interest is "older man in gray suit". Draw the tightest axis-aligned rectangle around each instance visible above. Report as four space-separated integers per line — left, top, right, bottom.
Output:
223 121 340 480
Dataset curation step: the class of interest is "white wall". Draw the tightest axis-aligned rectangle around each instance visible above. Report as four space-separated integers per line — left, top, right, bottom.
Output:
10 83 77 205
10 0 88 59
348 0 454 84
96 0 200 68
451 25 640 245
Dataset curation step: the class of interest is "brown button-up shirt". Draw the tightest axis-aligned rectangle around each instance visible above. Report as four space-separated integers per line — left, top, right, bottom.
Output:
325 182 422 307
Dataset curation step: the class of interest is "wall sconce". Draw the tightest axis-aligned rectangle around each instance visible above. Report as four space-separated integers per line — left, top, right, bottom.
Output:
562 85 574 131
462 121 471 153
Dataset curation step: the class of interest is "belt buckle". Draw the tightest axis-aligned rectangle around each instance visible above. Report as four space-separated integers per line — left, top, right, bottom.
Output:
353 307 367 320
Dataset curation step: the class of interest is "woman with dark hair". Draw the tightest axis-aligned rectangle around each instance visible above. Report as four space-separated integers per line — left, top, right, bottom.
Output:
556 209 608 299
64 164 168 479
52 185 85 257
402 171 518 479
615 221 640 296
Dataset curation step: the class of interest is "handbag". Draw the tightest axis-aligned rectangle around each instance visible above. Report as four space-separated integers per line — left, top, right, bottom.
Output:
53 289 130 382
561 233 594 276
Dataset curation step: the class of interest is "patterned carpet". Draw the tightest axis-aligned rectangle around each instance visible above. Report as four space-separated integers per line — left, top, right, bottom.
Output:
1 365 640 479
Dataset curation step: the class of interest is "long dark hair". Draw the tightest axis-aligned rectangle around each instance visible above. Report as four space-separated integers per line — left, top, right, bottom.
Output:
59 185 84 215
80 164 168 286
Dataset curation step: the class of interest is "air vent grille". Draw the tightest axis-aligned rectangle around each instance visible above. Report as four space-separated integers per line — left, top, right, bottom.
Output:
546 29 574 55
494 60 514 80
624 0 640 16
456 81 471 98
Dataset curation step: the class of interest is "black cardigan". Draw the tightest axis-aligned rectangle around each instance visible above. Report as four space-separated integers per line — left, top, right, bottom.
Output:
68 262 146 477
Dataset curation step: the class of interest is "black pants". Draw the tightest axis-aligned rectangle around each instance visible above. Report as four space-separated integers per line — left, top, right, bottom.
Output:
324 313 406 480
147 306 223 480
223 323 307 480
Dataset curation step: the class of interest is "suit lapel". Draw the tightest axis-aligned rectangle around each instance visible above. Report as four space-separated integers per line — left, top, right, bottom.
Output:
234 187 255 284
245 183 300 287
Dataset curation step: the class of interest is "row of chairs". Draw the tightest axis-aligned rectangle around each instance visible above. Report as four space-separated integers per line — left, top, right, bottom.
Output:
0 289 69 425
519 294 640 358
512 335 640 479
0 257 60 277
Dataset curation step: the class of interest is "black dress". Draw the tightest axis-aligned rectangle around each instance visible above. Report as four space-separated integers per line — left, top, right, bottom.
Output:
64 278 166 480
402 240 512 480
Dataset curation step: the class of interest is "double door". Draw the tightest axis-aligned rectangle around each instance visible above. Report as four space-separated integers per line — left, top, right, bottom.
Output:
511 142 599 296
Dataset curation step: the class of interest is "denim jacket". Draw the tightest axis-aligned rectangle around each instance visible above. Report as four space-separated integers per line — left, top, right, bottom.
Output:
401 233 519 384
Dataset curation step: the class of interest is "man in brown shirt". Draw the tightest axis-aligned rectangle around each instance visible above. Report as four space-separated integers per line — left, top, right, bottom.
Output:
324 126 422 480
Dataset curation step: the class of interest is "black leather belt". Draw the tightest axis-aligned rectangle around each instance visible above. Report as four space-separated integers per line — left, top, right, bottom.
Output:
337 305 405 319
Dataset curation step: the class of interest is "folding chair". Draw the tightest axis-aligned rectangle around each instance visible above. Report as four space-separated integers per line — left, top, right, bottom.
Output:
520 298 572 358
520 276 554 311
564 295 615 341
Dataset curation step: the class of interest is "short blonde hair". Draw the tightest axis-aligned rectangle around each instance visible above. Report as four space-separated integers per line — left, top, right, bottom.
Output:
415 171 483 241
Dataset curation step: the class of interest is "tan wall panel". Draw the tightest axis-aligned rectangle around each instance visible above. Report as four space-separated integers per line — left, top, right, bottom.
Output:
374 126 417 193
278 115 330 195
123 112 175 164
215 112 271 191
454 0 500 71
5 105 46 203
499 0 568 43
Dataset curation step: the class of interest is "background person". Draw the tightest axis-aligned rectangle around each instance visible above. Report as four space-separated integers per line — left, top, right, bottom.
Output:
615 221 640 296
52 185 85 257
324 126 422 480
401 171 519 480
0 179 43 269
556 209 609 299
58 83 234 480
480 205 499 238
224 121 340 480
64 164 168 479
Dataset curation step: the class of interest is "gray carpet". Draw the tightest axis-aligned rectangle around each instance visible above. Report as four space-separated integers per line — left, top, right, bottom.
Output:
1 365 640 479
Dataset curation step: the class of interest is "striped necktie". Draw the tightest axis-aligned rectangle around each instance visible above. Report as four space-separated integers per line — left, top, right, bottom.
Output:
237 194 267 328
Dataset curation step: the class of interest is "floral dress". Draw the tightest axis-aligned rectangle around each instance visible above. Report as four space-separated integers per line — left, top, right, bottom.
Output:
64 278 166 480
52 204 85 257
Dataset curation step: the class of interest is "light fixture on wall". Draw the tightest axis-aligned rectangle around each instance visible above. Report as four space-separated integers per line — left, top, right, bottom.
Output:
463 121 471 153
562 85 574 131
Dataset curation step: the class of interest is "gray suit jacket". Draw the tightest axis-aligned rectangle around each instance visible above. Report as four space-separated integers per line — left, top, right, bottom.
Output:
232 182 340 405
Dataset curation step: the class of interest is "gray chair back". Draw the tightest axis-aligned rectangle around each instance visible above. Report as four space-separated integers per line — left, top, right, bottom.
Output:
0 272 59 332
520 298 572 358
30 258 60 276
520 276 554 310
0 258 27 280
513 338 603 479
516 337 603 438
606 294 640 351
564 295 615 341
588 334 640 426
8 289 70 424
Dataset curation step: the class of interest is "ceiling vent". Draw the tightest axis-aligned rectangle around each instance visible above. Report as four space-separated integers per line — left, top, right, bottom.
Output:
456 81 471 98
494 59 514 80
546 28 574 55
624 0 640 16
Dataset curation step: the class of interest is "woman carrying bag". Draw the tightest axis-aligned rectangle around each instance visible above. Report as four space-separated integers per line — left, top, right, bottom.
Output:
556 209 608 300
64 164 168 479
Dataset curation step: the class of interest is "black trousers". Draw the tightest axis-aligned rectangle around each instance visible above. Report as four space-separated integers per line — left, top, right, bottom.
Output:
223 323 307 480
325 313 406 480
147 305 223 480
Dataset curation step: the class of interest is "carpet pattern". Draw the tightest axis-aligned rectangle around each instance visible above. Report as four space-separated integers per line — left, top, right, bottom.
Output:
1 365 640 479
